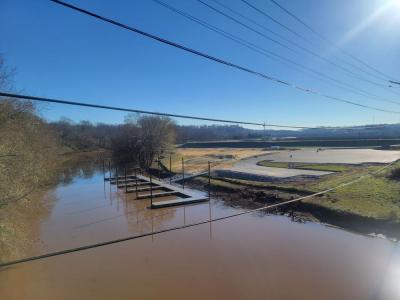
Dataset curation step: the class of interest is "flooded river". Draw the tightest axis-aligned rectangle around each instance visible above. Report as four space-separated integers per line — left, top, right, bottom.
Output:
0 161 399 300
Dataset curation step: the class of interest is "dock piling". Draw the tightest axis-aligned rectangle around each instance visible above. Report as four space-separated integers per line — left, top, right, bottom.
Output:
116 166 118 187
124 167 127 193
208 161 211 201
102 160 105 181
208 162 212 224
135 168 138 198
158 156 161 180
150 171 153 207
182 157 185 189
108 160 111 181
169 155 172 184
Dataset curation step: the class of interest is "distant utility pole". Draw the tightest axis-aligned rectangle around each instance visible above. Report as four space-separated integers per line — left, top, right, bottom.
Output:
263 122 266 141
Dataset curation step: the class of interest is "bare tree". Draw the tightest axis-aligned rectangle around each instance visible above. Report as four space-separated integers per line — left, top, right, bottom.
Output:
111 114 176 168
136 115 176 167
0 55 60 205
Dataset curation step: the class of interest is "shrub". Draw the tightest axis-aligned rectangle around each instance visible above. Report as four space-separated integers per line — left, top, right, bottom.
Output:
389 168 400 180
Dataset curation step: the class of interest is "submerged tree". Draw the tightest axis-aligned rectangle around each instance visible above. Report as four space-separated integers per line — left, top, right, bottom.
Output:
111 114 176 168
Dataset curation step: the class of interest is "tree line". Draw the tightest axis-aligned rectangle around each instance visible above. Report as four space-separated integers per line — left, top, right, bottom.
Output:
50 120 262 152
0 57 59 205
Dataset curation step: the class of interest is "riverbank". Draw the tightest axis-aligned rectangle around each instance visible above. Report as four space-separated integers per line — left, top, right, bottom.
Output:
0 189 55 262
188 161 400 240
0 151 108 262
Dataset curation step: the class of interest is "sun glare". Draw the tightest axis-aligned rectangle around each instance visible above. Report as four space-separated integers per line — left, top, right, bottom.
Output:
390 0 400 11
378 247 400 299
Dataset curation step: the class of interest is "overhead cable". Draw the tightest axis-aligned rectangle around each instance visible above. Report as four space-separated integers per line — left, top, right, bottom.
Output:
155 0 400 106
48 0 400 114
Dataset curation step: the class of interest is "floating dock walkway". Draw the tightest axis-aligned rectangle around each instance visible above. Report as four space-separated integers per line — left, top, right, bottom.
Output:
106 173 208 209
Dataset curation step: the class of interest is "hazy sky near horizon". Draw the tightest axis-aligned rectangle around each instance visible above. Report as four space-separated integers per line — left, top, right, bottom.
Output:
1 0 400 128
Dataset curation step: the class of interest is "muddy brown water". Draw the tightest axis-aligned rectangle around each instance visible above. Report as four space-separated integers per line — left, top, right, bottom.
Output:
0 162 400 300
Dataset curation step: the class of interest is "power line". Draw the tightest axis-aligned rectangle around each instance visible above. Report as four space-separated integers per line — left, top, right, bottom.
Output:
211 0 400 97
48 0 400 114
198 0 400 102
195 0 296 52
268 0 321 39
0 92 321 129
154 0 400 107
240 0 310 42
210 0 297 49
2 92 396 131
210 0 386 85
242 0 389 83
0 159 395 268
267 0 398 83
232 0 392 89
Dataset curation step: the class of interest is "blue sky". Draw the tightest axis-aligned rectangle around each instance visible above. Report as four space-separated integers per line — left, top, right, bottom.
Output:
1 0 400 129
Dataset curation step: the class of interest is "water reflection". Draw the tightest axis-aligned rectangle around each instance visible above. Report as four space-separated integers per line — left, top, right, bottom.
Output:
55 158 104 185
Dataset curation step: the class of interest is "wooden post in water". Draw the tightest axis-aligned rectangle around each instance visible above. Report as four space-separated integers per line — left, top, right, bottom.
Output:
208 161 211 201
108 160 111 181
169 155 172 184
135 168 138 199
116 166 119 187
158 155 161 180
208 162 212 237
208 162 212 224
150 172 153 208
102 160 105 181
182 157 185 189
124 167 127 193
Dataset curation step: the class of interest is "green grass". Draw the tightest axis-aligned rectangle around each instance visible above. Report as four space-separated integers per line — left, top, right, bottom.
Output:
300 163 400 221
210 161 400 222
258 160 353 172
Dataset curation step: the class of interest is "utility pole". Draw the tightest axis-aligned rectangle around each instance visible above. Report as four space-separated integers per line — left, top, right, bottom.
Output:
263 122 266 141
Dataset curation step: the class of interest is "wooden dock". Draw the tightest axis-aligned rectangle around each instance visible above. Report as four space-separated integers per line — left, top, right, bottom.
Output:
107 174 208 209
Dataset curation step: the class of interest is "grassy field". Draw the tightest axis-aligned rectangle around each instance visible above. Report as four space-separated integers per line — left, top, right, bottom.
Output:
163 147 400 222
257 161 353 172
302 162 400 221
208 161 400 222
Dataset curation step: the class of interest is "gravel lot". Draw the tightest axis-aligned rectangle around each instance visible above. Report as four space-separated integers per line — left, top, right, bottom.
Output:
218 148 400 179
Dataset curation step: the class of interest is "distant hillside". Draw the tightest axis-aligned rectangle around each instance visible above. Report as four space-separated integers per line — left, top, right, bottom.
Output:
177 124 400 143
49 119 400 151
180 138 400 149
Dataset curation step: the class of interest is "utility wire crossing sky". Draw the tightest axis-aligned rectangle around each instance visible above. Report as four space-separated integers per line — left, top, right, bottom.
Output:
1 0 400 126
